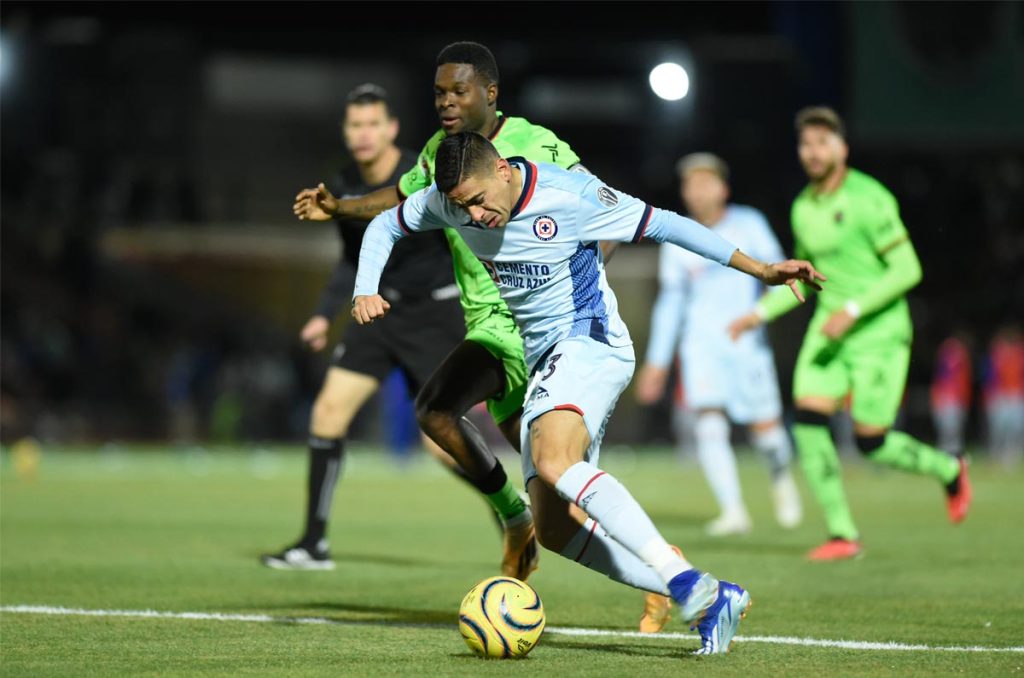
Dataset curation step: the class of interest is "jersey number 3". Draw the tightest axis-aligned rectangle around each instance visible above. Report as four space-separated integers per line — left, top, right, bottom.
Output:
542 354 562 381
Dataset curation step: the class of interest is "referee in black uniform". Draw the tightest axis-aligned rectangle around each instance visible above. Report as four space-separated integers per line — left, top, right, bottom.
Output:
263 84 465 570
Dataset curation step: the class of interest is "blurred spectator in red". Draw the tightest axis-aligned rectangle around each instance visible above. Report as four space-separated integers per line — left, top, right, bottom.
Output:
930 333 973 457
983 325 1024 465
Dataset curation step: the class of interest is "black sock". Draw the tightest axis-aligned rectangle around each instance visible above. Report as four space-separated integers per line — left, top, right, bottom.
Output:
303 436 344 547
944 471 962 497
442 456 507 534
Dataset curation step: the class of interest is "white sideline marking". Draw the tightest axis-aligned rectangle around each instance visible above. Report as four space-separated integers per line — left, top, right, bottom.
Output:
3 605 1022 654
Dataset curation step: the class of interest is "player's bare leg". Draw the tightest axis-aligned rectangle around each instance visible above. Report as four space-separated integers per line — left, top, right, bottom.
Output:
416 340 538 580
262 367 378 570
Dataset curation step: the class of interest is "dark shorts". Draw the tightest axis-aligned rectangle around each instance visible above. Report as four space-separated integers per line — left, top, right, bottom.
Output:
331 295 465 396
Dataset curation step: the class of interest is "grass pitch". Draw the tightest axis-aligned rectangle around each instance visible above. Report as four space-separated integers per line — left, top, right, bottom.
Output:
2 445 1022 676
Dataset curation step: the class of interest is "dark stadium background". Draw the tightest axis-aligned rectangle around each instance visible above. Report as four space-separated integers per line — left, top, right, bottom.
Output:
2 2 1022 449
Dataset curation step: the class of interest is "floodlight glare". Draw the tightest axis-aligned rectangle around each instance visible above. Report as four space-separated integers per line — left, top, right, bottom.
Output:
649 62 689 101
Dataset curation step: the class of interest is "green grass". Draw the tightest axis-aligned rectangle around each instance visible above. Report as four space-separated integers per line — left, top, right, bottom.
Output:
2 445 1023 676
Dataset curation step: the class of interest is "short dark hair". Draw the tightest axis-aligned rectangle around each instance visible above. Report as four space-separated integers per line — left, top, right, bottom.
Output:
436 41 499 85
795 106 845 138
345 83 393 118
435 132 500 193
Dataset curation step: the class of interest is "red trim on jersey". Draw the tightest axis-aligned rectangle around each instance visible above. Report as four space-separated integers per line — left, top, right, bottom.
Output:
575 520 600 562
553 403 584 417
397 201 411 234
631 204 654 243
575 471 606 505
509 160 538 220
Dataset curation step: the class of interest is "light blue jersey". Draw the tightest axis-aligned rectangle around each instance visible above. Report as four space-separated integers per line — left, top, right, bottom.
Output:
354 158 738 372
644 204 786 422
646 205 785 367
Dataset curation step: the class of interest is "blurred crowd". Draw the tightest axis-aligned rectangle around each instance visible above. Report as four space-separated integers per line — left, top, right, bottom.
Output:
931 326 1024 465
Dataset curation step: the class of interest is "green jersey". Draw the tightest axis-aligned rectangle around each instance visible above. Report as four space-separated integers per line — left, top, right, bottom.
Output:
759 168 916 335
397 114 581 330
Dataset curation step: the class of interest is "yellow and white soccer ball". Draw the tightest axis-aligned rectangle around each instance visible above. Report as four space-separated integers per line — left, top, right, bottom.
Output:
458 576 545 659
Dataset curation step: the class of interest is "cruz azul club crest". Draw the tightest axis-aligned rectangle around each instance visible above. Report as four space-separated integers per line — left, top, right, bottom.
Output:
481 260 500 283
532 215 558 241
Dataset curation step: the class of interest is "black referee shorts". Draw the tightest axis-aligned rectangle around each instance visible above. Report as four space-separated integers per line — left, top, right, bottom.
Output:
331 292 464 396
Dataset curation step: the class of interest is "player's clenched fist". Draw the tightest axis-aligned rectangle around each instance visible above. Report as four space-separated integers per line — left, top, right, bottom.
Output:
351 294 391 324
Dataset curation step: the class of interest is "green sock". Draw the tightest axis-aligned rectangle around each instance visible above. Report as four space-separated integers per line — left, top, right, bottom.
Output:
794 423 859 541
866 431 960 484
487 479 528 524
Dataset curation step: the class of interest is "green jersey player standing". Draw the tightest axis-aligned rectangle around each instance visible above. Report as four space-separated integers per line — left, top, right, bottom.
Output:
292 42 584 580
729 107 972 561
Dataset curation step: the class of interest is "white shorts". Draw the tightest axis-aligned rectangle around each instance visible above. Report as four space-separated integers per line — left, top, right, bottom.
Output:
681 339 782 424
520 337 635 485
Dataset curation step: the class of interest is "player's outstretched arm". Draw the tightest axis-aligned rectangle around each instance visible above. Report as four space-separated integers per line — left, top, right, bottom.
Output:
294 184 401 222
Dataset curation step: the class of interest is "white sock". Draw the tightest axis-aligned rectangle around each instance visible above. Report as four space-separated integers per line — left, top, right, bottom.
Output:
752 423 793 480
560 519 669 595
554 462 692 585
694 412 744 512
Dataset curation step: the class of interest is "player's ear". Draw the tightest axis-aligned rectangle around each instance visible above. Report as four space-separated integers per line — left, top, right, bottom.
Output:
838 138 849 163
495 158 511 180
486 83 498 107
386 117 399 144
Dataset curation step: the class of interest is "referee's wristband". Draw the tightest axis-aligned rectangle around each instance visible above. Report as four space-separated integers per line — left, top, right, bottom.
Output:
844 300 862 319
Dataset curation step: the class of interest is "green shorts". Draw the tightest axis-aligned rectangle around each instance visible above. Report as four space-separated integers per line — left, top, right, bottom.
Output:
465 308 528 425
793 310 912 427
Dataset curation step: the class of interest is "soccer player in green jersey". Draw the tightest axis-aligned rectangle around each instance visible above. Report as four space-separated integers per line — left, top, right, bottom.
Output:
292 42 587 579
729 107 972 561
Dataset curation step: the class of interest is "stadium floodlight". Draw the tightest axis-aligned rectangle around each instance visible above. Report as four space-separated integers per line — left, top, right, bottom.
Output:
649 62 689 101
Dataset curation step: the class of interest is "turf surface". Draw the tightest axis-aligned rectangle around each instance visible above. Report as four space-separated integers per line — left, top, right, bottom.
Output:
2 445 1022 676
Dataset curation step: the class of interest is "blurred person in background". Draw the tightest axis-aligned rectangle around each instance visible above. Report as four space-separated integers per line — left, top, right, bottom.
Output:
262 84 466 570
635 153 801 538
930 332 973 458
983 324 1024 466
729 107 972 561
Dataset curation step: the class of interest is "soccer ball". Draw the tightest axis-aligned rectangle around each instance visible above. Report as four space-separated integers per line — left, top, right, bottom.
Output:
458 576 545 659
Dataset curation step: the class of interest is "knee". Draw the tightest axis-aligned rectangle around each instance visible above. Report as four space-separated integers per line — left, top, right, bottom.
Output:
311 395 350 437
855 433 886 456
532 453 572 488
415 397 456 438
694 411 729 442
794 409 830 428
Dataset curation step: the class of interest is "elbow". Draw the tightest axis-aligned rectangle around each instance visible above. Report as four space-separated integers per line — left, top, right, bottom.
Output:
905 253 923 291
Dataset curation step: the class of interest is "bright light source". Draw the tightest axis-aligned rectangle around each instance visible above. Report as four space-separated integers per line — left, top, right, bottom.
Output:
649 62 689 101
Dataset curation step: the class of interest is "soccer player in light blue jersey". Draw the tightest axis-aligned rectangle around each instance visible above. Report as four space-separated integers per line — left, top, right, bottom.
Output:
351 132 825 655
636 154 802 539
